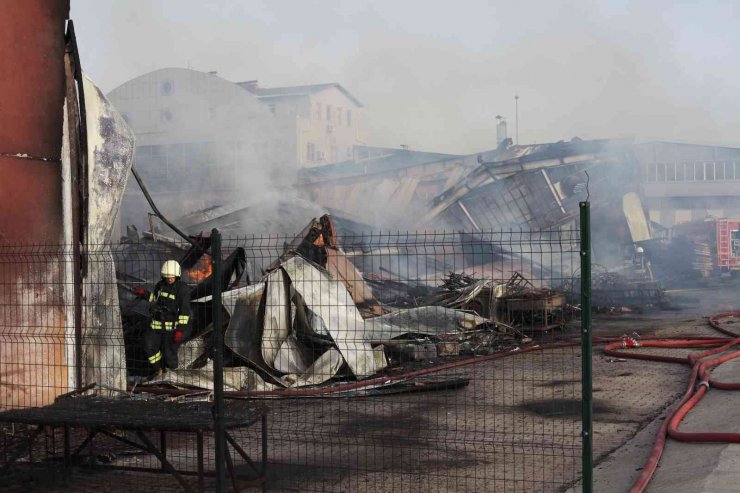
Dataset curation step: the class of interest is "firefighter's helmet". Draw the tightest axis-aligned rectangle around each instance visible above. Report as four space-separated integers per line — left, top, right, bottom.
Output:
635 246 644 254
161 260 181 278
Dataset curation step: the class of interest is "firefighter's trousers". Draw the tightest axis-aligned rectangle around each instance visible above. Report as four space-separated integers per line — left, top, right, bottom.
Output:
143 326 179 370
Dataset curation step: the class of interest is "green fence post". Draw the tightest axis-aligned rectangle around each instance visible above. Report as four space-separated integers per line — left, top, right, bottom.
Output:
580 201 593 492
211 228 226 493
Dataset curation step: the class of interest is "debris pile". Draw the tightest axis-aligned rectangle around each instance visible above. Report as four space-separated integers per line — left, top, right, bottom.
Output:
117 216 578 394
427 271 571 333
497 287 568 332
123 216 515 393
563 268 667 312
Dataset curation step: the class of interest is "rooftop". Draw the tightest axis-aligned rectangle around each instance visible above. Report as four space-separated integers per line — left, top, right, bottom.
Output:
299 146 460 183
237 81 364 107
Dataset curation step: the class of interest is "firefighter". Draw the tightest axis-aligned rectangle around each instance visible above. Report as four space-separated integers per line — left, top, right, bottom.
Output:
143 260 191 376
633 245 653 280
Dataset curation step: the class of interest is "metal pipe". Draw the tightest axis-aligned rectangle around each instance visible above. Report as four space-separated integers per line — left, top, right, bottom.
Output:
130 165 199 250
515 94 519 145
197 431 205 493
580 201 593 493
211 228 226 492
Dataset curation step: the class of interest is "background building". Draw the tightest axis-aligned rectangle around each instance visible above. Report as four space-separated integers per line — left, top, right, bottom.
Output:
635 142 740 227
108 69 368 235
239 81 366 167
108 68 291 232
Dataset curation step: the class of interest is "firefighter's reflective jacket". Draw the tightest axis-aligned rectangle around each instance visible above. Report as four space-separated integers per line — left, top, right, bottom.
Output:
148 279 191 332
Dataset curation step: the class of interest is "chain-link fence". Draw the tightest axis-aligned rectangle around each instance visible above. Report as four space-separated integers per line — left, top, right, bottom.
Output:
0 223 586 492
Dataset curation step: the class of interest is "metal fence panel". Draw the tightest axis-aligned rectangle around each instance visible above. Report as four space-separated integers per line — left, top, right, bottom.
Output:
0 227 583 492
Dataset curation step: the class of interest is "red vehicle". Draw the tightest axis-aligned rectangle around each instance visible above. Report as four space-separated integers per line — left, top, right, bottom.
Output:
715 219 740 272
663 218 740 278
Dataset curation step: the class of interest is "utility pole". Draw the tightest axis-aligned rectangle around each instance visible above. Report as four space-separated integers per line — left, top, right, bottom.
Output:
515 94 519 145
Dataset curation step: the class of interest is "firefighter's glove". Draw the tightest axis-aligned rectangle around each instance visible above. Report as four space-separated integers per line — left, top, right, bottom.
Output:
173 329 184 343
133 288 149 299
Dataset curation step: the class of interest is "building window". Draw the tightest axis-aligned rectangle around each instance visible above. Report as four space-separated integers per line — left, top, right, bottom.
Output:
645 163 656 182
706 162 715 180
656 163 666 181
694 162 704 181
161 109 174 123
716 162 726 180
675 162 685 181
306 142 315 161
336 107 342 125
326 105 332 121
315 102 322 120
268 103 276 115
347 110 352 127
160 80 174 96
666 162 676 181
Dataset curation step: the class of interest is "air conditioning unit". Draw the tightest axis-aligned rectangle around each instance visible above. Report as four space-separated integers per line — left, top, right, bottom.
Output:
316 151 325 160
326 125 333 134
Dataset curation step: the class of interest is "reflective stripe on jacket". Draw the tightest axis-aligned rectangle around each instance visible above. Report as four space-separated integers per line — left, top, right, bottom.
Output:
149 280 192 332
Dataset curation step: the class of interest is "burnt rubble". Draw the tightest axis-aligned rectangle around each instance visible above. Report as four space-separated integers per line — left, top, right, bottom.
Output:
117 215 576 395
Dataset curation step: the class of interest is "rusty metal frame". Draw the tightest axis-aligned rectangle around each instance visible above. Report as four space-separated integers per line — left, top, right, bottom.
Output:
0 417 268 493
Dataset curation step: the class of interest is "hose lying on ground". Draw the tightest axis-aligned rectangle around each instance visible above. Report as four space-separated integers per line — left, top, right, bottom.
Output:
600 312 740 493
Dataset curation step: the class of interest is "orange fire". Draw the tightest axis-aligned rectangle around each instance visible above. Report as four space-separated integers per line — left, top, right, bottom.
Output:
186 256 213 283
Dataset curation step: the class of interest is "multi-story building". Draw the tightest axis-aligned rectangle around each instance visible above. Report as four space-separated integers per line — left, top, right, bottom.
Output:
635 142 740 227
238 81 366 167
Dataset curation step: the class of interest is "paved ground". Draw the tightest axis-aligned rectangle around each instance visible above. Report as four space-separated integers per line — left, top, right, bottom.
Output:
590 346 740 493
5 283 740 492
585 282 740 493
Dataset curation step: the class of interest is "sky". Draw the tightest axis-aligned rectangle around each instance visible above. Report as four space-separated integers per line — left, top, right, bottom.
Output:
71 0 740 155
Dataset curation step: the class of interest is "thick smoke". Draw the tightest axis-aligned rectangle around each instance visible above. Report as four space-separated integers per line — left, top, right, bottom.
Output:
75 0 740 288
73 1 740 155
106 68 320 235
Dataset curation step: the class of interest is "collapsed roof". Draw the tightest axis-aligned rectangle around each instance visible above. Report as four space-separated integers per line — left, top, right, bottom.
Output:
419 138 640 231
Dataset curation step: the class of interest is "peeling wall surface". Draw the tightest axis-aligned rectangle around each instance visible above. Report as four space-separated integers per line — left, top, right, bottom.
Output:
0 0 70 409
80 75 135 391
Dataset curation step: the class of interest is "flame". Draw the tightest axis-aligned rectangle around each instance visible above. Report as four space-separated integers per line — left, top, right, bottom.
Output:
187 256 213 283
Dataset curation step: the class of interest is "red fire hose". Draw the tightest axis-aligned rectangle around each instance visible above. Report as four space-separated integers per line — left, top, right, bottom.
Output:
132 335 713 399
602 312 740 493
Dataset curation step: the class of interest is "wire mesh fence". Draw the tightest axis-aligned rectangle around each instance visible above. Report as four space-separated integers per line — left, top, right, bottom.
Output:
0 225 583 492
